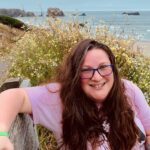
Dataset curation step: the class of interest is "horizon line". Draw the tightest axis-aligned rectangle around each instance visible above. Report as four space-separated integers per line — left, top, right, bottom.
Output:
0 7 150 12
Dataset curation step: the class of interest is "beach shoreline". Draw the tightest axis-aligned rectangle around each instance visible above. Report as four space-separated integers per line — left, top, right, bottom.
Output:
133 41 150 57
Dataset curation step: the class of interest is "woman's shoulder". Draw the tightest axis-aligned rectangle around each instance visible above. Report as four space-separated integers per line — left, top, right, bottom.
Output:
121 79 141 103
121 79 146 106
29 82 61 92
24 82 62 111
45 82 61 91
24 82 61 102
122 79 139 91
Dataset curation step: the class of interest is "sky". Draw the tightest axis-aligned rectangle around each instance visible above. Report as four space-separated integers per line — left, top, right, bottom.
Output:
0 0 150 12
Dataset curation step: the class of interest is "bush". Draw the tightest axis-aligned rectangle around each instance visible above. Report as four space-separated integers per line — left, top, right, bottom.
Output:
0 15 28 30
9 20 86 85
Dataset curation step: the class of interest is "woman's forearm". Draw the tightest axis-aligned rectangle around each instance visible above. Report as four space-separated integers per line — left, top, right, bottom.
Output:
0 88 30 132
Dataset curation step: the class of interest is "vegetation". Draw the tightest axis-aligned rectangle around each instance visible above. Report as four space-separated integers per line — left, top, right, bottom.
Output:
0 23 25 56
1 18 149 149
0 15 28 30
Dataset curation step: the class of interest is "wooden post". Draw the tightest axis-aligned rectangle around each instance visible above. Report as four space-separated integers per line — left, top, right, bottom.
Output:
0 78 39 150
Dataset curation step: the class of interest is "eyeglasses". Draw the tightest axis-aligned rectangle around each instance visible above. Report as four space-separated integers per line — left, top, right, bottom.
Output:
80 64 113 79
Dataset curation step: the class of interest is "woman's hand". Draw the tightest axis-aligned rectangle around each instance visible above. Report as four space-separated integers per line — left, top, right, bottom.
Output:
0 136 14 150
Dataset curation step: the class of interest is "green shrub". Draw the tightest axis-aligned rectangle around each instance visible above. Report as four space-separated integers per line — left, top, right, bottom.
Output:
0 15 28 30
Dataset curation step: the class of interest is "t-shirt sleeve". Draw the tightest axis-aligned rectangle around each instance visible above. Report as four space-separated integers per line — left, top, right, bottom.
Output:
124 79 150 131
24 83 62 131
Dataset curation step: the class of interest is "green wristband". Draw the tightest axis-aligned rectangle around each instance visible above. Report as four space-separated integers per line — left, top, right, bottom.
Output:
0 132 9 136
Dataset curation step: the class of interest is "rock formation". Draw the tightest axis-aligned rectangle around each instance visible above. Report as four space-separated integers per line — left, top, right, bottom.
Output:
47 8 64 17
0 9 35 17
79 13 86 16
122 11 140 15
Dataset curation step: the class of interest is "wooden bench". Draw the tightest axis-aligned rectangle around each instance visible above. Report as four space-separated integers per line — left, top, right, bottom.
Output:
0 78 39 150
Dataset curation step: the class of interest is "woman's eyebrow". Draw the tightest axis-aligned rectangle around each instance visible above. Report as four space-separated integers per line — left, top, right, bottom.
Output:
81 66 93 69
82 62 111 68
81 64 93 68
99 62 110 65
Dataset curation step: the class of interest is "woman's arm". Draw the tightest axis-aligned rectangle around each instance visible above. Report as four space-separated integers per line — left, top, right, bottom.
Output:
0 88 32 149
128 81 150 149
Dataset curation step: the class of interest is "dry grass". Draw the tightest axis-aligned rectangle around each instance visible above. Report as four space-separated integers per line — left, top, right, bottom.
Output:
0 23 25 57
0 23 25 84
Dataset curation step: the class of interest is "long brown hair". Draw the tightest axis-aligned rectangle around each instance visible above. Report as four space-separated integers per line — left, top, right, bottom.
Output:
57 39 139 150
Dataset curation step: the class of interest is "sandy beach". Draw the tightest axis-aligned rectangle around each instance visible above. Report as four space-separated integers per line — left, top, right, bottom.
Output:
133 41 150 57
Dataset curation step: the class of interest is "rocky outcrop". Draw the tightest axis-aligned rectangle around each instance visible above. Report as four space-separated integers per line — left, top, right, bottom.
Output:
122 11 140 15
79 13 86 16
0 9 35 17
47 8 64 17
24 11 35 17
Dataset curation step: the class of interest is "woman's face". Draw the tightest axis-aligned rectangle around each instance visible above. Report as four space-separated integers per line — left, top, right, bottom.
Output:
80 48 114 103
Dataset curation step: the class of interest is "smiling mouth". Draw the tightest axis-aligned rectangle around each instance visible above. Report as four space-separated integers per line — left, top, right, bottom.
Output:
89 82 106 89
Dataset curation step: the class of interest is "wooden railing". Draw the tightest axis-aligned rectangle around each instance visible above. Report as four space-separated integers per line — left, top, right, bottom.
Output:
0 78 39 150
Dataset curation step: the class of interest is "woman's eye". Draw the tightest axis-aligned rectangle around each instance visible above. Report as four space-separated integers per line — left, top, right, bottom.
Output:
99 65 107 69
81 69 92 72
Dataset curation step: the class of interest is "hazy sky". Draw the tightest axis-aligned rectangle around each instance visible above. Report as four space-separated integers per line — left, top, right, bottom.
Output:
1 0 150 11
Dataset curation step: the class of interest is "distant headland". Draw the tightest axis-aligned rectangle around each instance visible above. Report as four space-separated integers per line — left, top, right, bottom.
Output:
0 8 65 17
0 8 35 17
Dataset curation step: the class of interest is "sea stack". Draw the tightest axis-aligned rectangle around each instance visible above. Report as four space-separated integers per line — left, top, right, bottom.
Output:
47 8 64 17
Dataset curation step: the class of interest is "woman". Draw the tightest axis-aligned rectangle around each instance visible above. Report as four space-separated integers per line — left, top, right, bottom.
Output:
0 39 150 150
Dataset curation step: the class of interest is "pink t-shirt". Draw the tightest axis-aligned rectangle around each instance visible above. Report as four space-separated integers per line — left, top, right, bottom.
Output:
24 79 150 149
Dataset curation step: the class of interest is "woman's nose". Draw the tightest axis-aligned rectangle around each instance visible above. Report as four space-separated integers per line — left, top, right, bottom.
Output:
91 70 103 81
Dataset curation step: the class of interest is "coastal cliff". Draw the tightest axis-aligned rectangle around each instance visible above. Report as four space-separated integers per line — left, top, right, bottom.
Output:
0 9 35 17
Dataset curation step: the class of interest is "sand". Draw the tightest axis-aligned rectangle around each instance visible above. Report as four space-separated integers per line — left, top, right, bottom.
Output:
133 41 150 57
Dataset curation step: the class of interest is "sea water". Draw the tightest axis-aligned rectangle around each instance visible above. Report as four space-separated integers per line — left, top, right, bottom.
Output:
16 11 150 41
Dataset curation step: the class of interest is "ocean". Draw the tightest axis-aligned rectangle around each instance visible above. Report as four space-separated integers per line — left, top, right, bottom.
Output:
16 11 150 41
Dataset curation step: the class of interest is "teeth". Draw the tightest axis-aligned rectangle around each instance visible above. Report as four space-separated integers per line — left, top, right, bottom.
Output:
95 85 101 89
91 82 105 89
